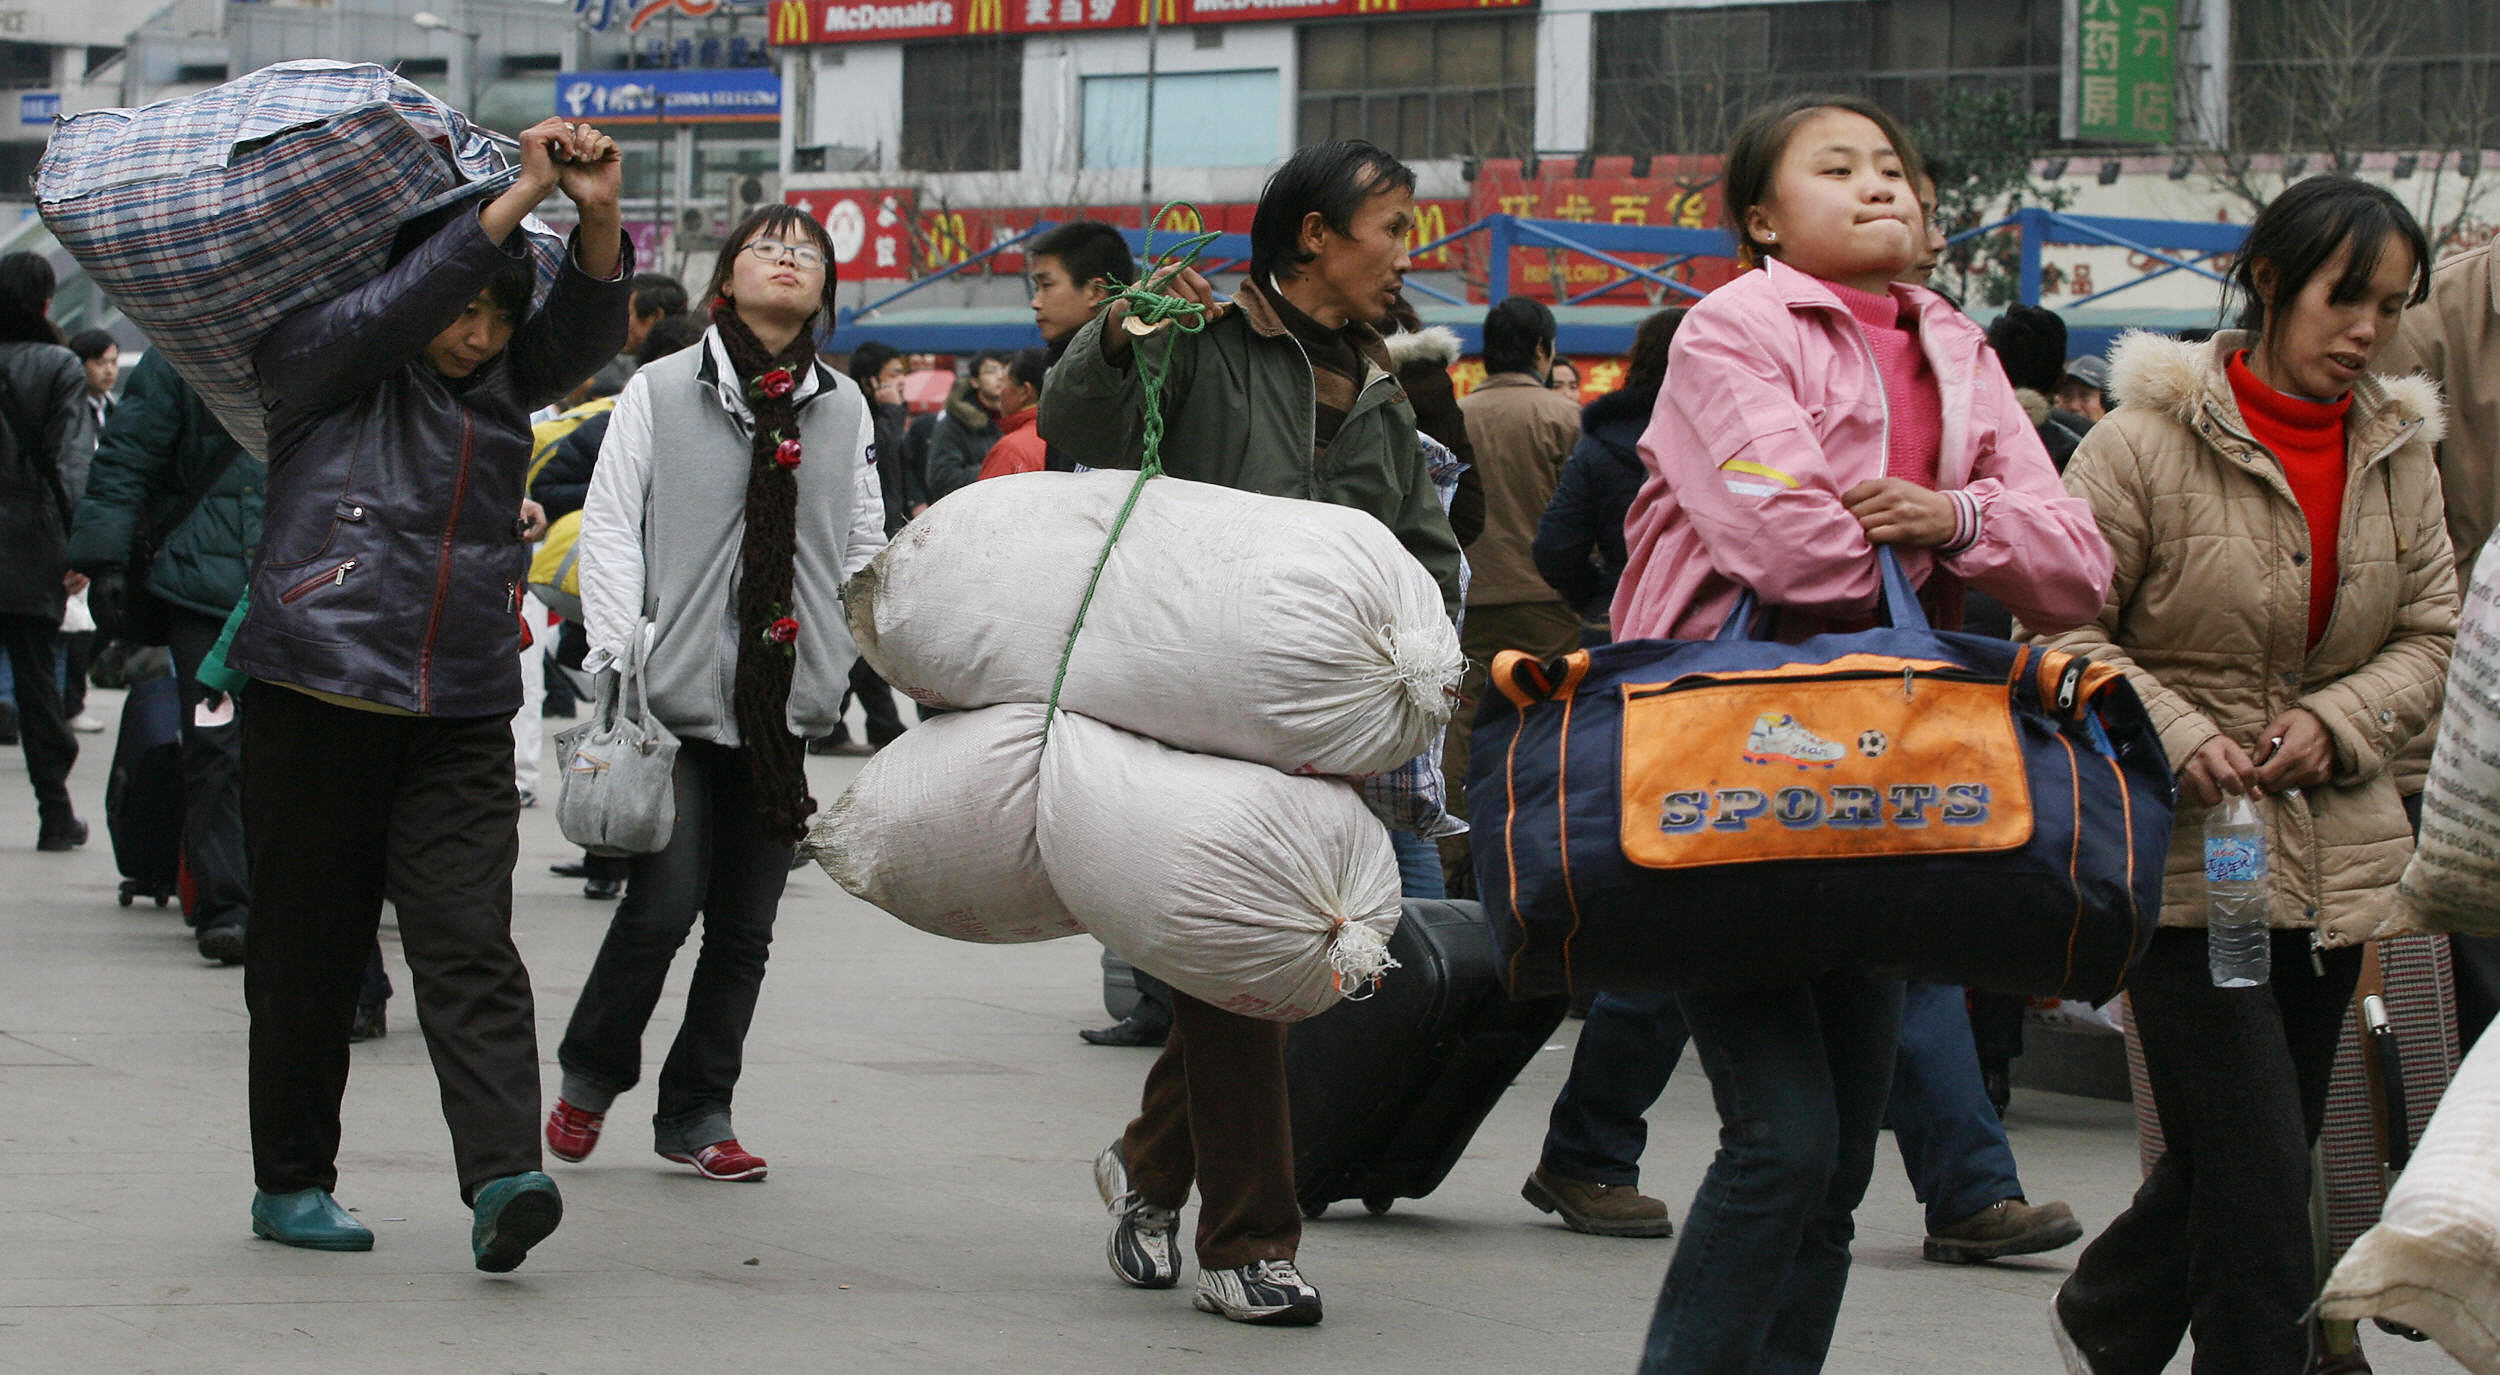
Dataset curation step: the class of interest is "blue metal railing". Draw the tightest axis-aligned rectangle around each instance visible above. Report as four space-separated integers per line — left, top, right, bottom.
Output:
829 208 2250 352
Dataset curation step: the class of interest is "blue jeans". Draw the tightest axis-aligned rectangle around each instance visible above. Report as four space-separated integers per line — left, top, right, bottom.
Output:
1641 973 1904 1375
556 740 792 1149
1887 981 2023 1229
1541 991 1689 1186
1387 826 1444 899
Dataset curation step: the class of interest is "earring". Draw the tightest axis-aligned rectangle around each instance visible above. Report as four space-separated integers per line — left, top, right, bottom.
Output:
1764 231 1777 241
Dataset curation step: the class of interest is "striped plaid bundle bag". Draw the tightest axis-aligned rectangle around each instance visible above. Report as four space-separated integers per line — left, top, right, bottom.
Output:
35 60 559 459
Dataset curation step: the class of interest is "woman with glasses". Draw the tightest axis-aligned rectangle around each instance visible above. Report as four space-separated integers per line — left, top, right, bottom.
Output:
544 205 887 1183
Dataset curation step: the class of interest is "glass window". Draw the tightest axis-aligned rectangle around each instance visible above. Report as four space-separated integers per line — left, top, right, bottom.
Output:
901 39 1022 173
1295 15 1536 160
1082 69 1281 169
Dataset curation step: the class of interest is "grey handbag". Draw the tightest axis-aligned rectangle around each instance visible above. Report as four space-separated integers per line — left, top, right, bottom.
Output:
553 629 680 857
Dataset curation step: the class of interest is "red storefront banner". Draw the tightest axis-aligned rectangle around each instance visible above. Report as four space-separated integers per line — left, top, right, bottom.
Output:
1467 155 1738 306
786 187 920 277
769 0 1531 46
788 191 1465 280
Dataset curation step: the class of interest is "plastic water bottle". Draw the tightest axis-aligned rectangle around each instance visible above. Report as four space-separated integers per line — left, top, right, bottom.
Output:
2205 793 2271 987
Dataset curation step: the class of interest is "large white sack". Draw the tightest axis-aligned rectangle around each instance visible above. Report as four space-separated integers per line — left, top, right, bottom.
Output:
2403 523 2500 936
848 471 1461 778
2319 1028 2500 1374
1036 711 1402 1022
806 704 1085 944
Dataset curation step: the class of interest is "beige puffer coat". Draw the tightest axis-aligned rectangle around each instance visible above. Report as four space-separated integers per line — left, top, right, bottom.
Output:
2029 331 2458 948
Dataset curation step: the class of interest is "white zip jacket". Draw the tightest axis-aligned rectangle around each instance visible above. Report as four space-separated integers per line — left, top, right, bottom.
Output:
579 327 887 746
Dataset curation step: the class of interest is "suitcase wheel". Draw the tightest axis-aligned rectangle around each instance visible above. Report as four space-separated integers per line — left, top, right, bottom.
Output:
1363 1197 1395 1216
1301 1201 1328 1220
118 888 134 908
154 895 169 908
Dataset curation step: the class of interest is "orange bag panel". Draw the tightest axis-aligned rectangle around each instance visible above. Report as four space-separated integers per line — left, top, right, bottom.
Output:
1617 664 2036 869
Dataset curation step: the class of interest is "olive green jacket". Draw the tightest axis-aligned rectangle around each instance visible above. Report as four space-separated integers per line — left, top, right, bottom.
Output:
1039 276 1462 619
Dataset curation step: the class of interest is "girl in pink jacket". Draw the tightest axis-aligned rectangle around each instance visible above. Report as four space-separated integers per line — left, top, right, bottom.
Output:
1621 95 2111 1375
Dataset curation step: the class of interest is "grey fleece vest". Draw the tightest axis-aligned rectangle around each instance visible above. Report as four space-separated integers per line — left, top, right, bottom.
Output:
635 340 871 746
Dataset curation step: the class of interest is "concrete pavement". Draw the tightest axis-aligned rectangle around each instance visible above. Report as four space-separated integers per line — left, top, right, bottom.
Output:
0 687 2466 1374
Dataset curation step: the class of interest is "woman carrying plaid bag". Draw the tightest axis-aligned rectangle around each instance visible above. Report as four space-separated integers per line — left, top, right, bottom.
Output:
228 118 632 1272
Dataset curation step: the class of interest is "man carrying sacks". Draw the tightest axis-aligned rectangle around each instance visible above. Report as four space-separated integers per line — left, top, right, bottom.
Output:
1039 140 1462 1326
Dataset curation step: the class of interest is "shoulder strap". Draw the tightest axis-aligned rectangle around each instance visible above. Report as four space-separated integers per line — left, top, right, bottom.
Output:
147 440 247 551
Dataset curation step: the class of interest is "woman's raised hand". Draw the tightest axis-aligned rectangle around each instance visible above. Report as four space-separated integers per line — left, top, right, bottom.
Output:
552 121 623 218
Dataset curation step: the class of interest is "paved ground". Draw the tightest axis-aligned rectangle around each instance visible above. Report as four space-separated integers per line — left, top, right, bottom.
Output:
0 688 2468 1374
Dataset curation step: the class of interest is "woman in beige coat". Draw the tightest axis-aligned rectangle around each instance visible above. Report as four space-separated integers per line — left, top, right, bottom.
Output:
2037 177 2457 1375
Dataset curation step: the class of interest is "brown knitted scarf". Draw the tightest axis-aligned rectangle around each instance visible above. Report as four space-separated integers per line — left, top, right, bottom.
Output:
710 300 817 843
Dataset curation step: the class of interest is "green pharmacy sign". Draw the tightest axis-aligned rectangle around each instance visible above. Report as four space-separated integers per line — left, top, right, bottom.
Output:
2064 0 2177 144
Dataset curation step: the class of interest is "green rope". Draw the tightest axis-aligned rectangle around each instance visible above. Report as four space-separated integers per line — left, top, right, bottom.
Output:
1040 204 1221 744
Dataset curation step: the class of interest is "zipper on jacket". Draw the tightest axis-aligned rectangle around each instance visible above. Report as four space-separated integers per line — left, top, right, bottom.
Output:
278 559 358 604
416 409 477 715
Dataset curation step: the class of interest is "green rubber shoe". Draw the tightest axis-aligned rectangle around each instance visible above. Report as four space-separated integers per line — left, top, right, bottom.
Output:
250 1188 375 1252
471 1171 563 1273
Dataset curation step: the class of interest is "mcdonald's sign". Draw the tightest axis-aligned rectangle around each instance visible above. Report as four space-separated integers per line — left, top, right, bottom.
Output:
769 0 815 44
769 0 1530 45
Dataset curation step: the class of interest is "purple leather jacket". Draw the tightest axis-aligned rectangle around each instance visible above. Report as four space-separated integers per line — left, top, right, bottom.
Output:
231 209 631 715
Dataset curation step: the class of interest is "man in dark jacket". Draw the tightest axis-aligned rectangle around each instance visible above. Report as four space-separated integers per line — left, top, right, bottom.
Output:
921 350 1010 503
1043 138 1458 1329
68 350 263 962
229 118 630 1271
0 251 97 852
1533 308 1683 627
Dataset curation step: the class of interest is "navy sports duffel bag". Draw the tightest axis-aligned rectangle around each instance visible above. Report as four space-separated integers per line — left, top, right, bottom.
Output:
1470 551 2172 1002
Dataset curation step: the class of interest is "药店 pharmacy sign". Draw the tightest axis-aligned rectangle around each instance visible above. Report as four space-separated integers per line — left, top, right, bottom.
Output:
2064 0 2175 144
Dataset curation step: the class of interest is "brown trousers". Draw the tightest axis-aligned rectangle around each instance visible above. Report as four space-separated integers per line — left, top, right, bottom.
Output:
1121 988 1298 1269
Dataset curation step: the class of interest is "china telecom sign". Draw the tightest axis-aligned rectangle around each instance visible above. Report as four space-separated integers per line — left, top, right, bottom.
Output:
556 69 784 123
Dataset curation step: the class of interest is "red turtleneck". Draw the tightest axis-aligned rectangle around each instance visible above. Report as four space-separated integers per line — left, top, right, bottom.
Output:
2227 349 2351 648
1826 280 1943 490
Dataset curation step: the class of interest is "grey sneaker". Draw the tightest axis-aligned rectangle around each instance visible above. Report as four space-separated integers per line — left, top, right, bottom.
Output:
1194 1258 1323 1326
1096 1142 1179 1289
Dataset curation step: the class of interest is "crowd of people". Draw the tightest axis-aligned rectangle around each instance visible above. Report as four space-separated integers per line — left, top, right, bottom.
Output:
10 87 2499 1374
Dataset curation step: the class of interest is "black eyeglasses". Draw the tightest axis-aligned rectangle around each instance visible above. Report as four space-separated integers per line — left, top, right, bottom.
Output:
743 239 826 271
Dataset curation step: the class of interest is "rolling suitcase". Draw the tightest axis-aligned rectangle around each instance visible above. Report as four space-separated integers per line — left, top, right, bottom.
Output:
1285 897 1569 1217
106 675 184 908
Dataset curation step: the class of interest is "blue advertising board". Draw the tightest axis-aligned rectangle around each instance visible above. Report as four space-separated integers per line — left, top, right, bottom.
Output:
555 68 781 124
21 92 61 126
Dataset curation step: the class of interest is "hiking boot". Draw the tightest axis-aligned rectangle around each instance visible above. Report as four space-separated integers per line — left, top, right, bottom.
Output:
1520 1165 1673 1238
1096 1142 1178 1289
197 922 246 966
1194 1258 1323 1326
545 1098 606 1163
1926 1197 2082 1263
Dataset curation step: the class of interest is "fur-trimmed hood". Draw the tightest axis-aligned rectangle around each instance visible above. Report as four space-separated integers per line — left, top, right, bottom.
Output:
2106 328 2447 451
2031 326 2460 949
1381 324 1462 371
2012 386 2053 426
943 374 996 433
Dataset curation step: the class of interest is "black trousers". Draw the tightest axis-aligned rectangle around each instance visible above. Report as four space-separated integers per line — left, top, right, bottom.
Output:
0 613 76 827
242 687 540 1204
557 740 791 1143
2059 926 2360 1375
835 658 906 747
165 608 250 932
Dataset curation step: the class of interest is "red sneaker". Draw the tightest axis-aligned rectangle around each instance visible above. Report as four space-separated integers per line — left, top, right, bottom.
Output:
661 1139 768 1182
545 1099 605 1163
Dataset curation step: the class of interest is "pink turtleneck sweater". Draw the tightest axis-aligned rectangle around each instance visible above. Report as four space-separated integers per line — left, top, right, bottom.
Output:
1826 280 1944 490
